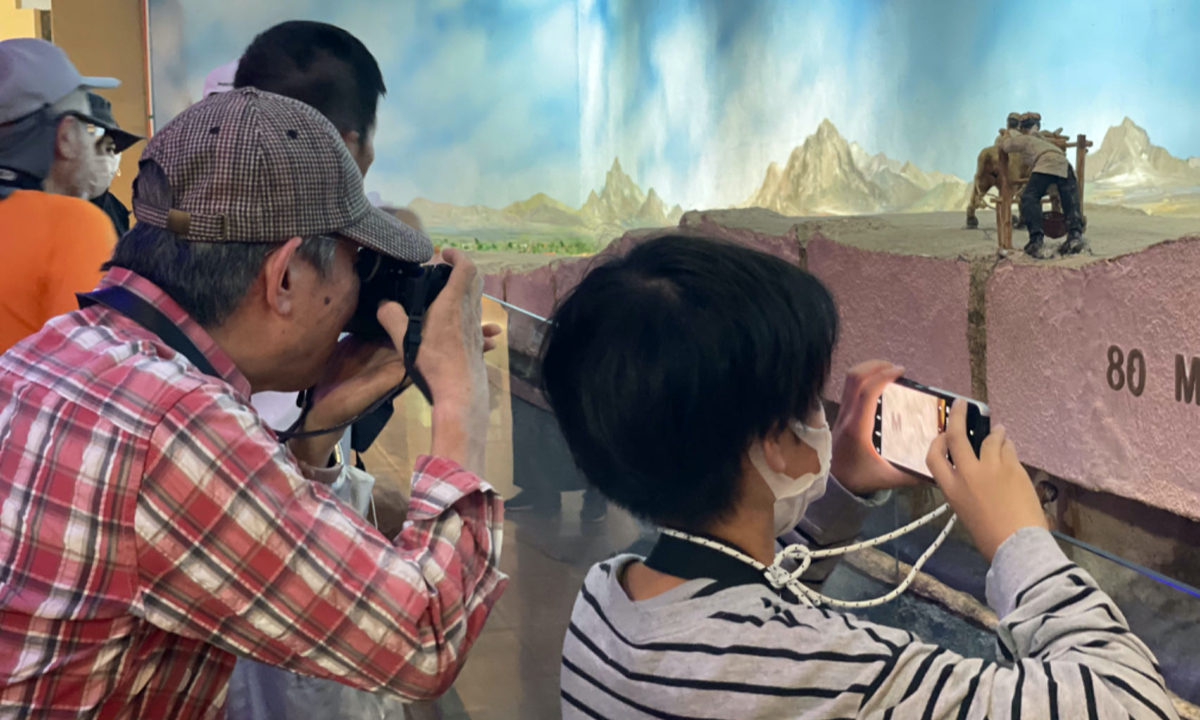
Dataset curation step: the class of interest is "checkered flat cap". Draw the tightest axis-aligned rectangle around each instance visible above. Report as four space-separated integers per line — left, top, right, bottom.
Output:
134 87 432 262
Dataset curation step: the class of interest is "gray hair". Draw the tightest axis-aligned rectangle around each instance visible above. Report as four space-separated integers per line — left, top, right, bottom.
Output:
106 161 339 328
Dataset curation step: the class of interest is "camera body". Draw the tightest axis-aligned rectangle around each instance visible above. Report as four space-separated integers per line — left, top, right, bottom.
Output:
346 250 453 341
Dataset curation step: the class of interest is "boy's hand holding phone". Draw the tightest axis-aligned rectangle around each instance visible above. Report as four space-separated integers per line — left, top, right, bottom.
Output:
831 360 921 496
926 402 1048 563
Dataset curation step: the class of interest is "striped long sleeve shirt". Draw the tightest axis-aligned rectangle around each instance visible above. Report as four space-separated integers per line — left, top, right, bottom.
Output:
561 478 1175 719
0 269 508 719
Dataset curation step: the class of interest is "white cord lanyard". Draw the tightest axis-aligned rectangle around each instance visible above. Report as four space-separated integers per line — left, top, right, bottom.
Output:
333 443 380 531
661 503 957 609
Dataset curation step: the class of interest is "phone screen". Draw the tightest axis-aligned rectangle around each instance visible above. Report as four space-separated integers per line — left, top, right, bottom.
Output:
880 382 949 477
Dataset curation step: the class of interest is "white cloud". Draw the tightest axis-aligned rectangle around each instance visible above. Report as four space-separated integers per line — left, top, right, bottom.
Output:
175 0 316 43
652 16 711 147
406 27 490 108
580 2 898 210
371 102 418 157
333 1 417 67
359 1 581 208
532 2 579 91
577 3 609 201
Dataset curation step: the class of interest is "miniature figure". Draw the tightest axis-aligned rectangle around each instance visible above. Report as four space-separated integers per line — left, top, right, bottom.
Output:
996 113 1086 258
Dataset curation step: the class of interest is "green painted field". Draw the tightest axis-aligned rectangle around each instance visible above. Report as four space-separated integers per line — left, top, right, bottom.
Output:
434 235 601 256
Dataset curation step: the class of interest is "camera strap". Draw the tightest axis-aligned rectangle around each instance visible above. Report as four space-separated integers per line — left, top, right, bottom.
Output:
77 287 415 455
400 274 434 403
280 285 433 448
77 287 220 378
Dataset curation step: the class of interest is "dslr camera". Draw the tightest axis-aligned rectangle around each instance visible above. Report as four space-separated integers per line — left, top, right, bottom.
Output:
345 248 453 401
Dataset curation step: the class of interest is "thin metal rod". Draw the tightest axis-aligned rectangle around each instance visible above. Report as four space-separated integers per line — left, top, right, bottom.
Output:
1051 530 1200 600
483 294 549 323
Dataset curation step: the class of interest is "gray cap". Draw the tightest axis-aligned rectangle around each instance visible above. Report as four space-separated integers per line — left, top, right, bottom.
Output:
134 87 433 262
0 38 119 125
86 92 144 153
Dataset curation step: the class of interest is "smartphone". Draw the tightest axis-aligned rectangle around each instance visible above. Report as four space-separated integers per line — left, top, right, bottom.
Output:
872 378 990 479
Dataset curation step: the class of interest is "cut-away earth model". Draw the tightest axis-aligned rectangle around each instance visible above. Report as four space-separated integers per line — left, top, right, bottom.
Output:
389 117 1199 254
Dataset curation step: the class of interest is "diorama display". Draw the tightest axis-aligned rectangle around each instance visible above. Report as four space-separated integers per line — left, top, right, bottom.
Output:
147 0 1199 255
143 0 1200 706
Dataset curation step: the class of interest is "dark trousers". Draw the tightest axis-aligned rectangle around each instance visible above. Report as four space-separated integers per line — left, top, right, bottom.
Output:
1021 165 1082 239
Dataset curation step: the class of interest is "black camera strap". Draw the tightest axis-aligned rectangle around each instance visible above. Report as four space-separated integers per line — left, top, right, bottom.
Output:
77 286 414 454
280 379 408 444
77 287 220 378
400 276 434 403
280 279 434 447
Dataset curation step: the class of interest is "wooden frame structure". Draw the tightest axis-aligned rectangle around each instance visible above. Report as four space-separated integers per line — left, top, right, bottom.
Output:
995 133 1094 250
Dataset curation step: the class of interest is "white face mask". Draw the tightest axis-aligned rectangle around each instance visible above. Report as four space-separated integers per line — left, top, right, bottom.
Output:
749 406 833 536
103 152 122 186
81 148 119 200
57 118 112 200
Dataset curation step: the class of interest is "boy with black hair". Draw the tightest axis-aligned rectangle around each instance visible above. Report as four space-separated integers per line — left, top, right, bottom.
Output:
543 235 1174 719
235 20 386 176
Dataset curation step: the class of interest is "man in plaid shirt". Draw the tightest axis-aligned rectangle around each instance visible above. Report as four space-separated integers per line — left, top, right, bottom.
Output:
0 86 507 718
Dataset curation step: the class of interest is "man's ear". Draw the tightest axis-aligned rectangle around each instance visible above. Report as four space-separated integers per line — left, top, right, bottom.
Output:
263 237 303 317
56 117 81 160
341 129 361 156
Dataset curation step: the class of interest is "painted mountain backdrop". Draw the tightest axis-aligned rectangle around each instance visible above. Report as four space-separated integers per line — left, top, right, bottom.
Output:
742 117 1200 218
394 116 1198 248
743 120 971 216
1085 118 1200 215
405 158 682 245
395 121 974 245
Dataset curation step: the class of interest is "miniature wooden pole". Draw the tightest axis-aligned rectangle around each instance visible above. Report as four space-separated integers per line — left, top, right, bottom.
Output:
1075 133 1089 207
996 149 1013 250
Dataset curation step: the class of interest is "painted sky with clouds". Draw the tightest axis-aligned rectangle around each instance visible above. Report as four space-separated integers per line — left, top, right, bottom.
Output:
150 0 1200 211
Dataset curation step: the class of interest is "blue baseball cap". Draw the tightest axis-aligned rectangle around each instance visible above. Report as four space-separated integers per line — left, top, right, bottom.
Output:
0 38 119 125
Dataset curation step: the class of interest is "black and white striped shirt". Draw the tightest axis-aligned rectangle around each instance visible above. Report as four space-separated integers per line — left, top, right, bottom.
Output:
561 483 1175 719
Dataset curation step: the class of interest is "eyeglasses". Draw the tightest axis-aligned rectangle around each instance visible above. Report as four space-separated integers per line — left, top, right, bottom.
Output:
59 111 108 141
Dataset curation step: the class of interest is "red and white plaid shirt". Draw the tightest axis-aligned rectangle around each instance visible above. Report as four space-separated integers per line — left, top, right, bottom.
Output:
0 269 507 719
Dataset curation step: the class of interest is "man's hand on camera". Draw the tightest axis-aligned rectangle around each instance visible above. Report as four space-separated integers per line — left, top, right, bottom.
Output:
289 249 492 471
403 248 490 473
926 401 1047 563
830 360 919 496
287 336 411 467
